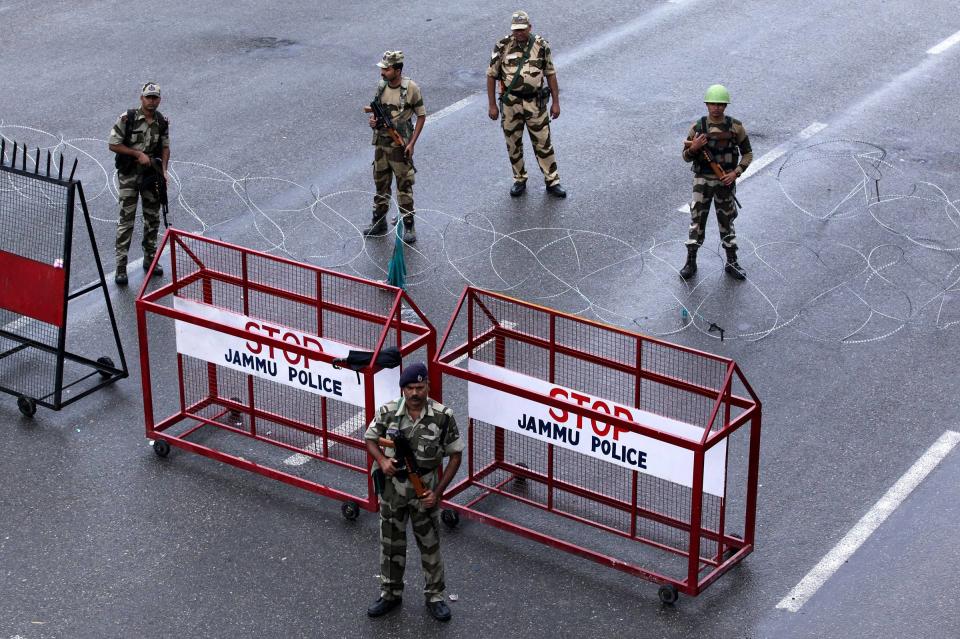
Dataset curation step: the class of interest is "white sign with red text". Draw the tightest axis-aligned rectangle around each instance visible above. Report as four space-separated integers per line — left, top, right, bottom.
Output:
173 297 400 407
467 359 727 496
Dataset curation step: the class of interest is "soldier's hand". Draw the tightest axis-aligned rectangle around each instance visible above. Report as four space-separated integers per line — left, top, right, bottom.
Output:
368 115 378 129
722 171 738 186
136 151 151 166
550 102 560 119
404 142 415 159
378 457 398 477
689 133 708 152
488 105 499 120
420 489 438 508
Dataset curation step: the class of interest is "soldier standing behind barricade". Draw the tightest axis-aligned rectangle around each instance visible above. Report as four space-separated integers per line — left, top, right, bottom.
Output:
108 82 170 286
363 50 426 244
363 363 463 623
679 84 752 281
486 10 566 198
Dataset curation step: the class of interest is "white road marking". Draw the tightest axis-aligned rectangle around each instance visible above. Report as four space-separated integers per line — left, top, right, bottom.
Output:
927 29 960 55
675 122 828 213
283 411 365 466
776 430 960 613
450 320 517 366
430 96 476 122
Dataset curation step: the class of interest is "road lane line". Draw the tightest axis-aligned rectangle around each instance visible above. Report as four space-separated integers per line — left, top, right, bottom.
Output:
927 29 960 55
431 96 476 122
776 430 960 613
283 411 365 466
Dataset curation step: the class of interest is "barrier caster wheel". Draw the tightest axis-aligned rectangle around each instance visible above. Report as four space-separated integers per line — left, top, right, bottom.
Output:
441 509 460 529
514 461 529 485
96 356 115 378
17 396 36 418
153 439 171 458
341 501 360 521
658 585 679 605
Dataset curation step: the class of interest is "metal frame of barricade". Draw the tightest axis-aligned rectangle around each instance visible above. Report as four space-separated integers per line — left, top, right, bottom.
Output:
0 141 127 417
435 287 761 602
135 229 436 517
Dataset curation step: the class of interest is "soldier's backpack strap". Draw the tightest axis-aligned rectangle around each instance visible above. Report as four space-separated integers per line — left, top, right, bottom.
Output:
500 36 535 103
123 109 137 146
398 77 409 112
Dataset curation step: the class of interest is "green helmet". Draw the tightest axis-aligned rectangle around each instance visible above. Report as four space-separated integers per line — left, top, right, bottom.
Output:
703 84 730 104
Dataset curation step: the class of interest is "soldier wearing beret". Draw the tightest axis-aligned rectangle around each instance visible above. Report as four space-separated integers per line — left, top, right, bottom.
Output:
363 362 463 622
363 50 426 244
486 10 566 198
108 81 170 286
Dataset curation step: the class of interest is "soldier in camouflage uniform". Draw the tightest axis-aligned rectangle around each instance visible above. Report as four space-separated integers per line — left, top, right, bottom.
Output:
680 84 752 281
363 50 426 244
107 82 170 286
486 10 566 198
364 363 463 623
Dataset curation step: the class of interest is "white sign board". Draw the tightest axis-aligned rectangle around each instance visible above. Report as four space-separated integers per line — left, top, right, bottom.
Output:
467 359 727 497
173 297 400 408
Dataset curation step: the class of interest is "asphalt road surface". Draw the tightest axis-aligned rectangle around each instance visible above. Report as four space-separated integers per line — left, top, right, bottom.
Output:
1 1 959 637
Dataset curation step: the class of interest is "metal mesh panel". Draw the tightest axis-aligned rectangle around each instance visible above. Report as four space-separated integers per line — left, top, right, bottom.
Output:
141 230 434 505
441 288 760 590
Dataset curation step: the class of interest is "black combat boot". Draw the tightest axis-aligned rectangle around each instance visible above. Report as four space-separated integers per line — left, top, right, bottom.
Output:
402 220 417 244
144 256 163 278
510 181 527 197
724 248 746 280
367 596 402 617
546 183 567 198
362 215 388 236
114 262 128 286
679 246 698 280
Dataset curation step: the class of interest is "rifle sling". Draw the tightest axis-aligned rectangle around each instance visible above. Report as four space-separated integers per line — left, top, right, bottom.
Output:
500 37 535 103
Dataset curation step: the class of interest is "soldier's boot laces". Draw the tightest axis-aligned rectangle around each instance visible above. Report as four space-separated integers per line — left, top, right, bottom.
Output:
724 249 746 280
679 247 698 280
363 216 388 236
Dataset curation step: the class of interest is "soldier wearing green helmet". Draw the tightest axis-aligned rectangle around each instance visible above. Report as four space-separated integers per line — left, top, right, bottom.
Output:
679 84 753 280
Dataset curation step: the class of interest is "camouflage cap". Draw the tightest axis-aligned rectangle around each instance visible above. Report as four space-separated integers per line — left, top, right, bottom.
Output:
376 50 404 68
511 10 531 30
141 82 161 97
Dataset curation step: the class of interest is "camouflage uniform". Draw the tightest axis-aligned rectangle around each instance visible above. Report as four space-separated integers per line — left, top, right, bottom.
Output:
363 397 464 603
682 117 752 249
108 106 169 268
487 31 560 186
371 76 425 227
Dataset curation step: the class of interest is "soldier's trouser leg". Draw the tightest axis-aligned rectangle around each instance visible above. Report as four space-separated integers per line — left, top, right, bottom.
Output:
409 497 445 602
386 146 416 225
686 176 720 247
378 477 409 600
115 173 142 267
524 99 560 186
714 186 738 249
500 100 528 183
372 143 395 221
140 187 162 260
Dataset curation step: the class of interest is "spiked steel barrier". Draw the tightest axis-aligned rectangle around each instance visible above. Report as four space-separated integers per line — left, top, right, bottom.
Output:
0 140 127 417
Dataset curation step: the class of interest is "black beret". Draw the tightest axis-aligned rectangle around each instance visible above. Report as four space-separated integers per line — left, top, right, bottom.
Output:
399 362 428 387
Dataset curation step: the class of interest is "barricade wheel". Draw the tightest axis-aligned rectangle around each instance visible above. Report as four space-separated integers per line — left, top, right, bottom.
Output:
341 501 360 521
153 439 171 458
513 462 529 485
96 356 115 378
658 585 679 605
17 396 36 418
441 509 460 529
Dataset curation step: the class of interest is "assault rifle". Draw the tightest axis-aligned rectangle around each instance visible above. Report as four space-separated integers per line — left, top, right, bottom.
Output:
150 157 170 228
685 141 742 209
376 433 430 498
364 99 409 156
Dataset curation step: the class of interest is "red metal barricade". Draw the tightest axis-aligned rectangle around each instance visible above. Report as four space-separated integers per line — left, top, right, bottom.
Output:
136 229 435 517
436 287 761 602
